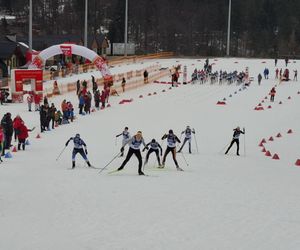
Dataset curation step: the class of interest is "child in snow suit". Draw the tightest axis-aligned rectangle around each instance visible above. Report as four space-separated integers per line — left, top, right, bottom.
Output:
65 134 91 169
225 127 245 156
117 131 146 175
143 139 163 166
177 126 195 154
17 123 34 150
161 130 183 171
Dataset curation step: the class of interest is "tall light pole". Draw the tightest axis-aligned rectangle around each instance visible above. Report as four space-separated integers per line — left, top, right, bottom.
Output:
29 0 32 52
226 0 232 57
84 0 88 47
124 0 128 57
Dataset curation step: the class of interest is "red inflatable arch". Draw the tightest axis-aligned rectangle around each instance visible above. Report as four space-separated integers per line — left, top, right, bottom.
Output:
10 44 113 102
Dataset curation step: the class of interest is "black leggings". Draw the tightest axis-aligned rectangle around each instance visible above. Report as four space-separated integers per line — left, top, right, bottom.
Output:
145 148 161 165
119 147 142 172
18 138 26 150
162 146 179 167
225 139 240 154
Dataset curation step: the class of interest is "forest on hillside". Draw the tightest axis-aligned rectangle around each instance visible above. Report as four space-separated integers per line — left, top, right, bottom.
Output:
1 0 300 57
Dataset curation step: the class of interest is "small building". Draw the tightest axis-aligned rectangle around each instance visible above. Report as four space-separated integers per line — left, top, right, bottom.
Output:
0 36 26 77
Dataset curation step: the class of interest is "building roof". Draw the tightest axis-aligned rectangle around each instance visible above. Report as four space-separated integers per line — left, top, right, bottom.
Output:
0 37 18 59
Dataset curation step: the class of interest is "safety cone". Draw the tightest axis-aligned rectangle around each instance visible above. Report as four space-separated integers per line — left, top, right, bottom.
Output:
268 105 272 109
229 94 232 97
162 89 166 92
153 92 157 95
169 87 172 90
262 100 265 103
100 106 104 110
265 96 268 99
91 108 96 112
265 151 271 157
297 91 300 94
268 136 274 141
295 159 300 166
148 93 152 96
279 101 282 104
259 142 264 147
12 146 17 153
258 103 262 106
139 95 143 98
261 147 266 152
288 96 291 99
223 98 226 101
287 129 293 134
272 153 280 160
276 133 282 138
36 134 41 139
107 104 111 108
261 138 267 143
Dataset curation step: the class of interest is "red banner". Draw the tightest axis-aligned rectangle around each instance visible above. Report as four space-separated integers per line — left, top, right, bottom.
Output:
14 70 43 92
60 45 72 57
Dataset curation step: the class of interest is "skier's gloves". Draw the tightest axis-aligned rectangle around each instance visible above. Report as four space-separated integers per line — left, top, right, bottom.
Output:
120 147 124 152
65 142 68 147
85 149 88 155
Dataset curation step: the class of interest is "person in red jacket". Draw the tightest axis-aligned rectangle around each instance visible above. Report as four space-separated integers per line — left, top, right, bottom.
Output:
17 123 35 150
13 115 24 141
270 87 276 102
34 93 41 111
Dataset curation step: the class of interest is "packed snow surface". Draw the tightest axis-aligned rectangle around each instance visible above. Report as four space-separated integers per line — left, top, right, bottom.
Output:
0 58 300 250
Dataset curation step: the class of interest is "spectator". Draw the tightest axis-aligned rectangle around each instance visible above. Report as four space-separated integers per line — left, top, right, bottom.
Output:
94 90 100 110
143 70 149 83
258 73 262 85
270 87 276 102
27 93 33 111
17 123 34 151
1 113 13 155
34 93 41 111
13 115 23 142
121 77 126 92
79 94 85 114
55 110 63 126
49 103 57 129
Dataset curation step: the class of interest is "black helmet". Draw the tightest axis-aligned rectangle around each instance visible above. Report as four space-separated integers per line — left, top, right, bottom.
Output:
75 133 80 138
151 139 156 143
125 127 128 130
169 129 173 134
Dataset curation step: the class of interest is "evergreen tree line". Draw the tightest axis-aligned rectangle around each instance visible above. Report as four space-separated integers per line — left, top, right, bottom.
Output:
1 0 300 57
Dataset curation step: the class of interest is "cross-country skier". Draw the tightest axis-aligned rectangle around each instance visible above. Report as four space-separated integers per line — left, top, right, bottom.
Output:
65 134 92 169
117 131 146 175
225 127 245 156
143 139 163 166
116 127 130 156
161 129 183 171
177 126 195 154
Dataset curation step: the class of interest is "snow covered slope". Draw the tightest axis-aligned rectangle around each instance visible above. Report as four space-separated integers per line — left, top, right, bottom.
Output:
0 58 299 250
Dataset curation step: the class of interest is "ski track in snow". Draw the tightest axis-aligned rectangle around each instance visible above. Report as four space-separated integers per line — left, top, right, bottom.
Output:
0 58 300 250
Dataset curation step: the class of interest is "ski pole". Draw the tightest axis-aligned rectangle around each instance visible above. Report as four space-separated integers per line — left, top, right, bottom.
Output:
56 146 67 161
115 136 117 146
243 127 246 157
179 151 189 166
193 133 199 154
219 142 229 154
99 152 122 174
